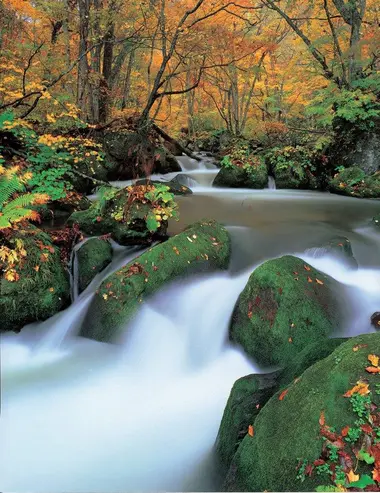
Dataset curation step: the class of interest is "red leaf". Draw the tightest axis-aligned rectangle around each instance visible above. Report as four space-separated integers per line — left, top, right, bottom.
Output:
248 425 254 437
279 389 289 401
341 426 350 437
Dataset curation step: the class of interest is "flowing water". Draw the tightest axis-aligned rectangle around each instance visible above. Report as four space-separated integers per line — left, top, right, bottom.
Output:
1 154 380 492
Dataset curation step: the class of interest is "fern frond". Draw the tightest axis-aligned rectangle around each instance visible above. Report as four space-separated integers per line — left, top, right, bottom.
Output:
3 193 47 212
0 175 25 210
0 214 11 230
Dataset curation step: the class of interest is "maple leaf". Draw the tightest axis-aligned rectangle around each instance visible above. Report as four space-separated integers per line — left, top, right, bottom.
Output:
346 469 360 484
279 388 289 401
33 265 40 272
248 425 254 437
366 367 380 374
368 354 379 367
307 276 313 283
343 381 370 397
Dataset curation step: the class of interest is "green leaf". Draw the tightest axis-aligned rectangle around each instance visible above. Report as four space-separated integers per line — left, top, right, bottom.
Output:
357 450 375 464
316 486 343 492
146 212 159 232
346 474 375 489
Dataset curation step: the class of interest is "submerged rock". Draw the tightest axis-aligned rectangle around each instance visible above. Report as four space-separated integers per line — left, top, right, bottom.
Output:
76 237 113 293
224 333 380 492
230 255 340 366
80 220 231 342
305 236 358 269
329 167 380 198
0 226 70 332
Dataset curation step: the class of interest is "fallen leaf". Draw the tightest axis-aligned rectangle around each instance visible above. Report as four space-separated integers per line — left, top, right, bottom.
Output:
316 278 324 285
361 424 373 434
352 344 368 352
368 354 379 367
307 276 313 283
49 287 54 292
373 468 380 483
173 247 180 255
187 236 193 243
343 381 370 397
279 389 289 401
341 426 350 437
288 337 293 343
319 411 325 426
33 265 40 272
102 294 108 300
346 470 360 484
248 425 254 437
304 264 311 271
366 366 380 374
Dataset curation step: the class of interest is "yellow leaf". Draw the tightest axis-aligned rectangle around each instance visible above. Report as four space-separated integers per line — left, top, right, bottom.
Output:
316 279 324 285
346 470 360 484
343 381 370 398
102 294 108 300
368 354 379 367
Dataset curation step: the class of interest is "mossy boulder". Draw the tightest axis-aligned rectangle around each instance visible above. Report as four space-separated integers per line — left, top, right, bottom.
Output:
68 186 167 245
0 227 70 332
213 162 268 189
305 236 358 269
224 333 380 492
230 256 340 367
76 237 113 293
215 373 279 477
329 167 380 198
135 178 192 196
80 220 230 342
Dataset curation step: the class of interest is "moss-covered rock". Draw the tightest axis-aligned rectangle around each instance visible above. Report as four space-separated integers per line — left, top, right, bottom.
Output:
215 373 279 477
80 220 230 342
230 256 340 366
0 227 70 332
76 237 113 293
68 185 168 245
224 333 380 492
329 167 380 198
135 178 192 196
213 161 268 189
305 236 358 269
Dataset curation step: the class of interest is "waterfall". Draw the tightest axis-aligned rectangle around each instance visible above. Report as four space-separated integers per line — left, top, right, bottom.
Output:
267 175 276 190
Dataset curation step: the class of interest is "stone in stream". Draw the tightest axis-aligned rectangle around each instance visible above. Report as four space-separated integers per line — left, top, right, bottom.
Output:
80 220 230 342
215 338 346 482
371 312 380 329
230 255 341 367
134 178 193 196
304 236 358 269
223 332 380 492
373 213 380 228
329 166 380 198
0 226 70 332
76 237 113 294
213 163 267 189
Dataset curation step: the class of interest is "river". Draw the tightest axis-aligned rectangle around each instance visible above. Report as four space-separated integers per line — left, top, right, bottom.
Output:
1 154 379 492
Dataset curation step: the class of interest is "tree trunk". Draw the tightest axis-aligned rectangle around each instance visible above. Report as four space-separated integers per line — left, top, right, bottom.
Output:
77 0 90 116
99 6 115 123
121 49 135 110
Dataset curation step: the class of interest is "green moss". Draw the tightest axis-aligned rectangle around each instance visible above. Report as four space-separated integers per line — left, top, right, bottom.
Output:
213 161 268 189
0 226 70 332
224 333 380 492
329 167 380 198
77 237 113 293
80 220 230 342
230 256 339 366
215 373 278 476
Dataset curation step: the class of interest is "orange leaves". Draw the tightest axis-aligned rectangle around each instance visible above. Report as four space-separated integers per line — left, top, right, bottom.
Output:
4 269 19 282
248 425 254 437
366 353 380 374
341 426 350 437
304 264 311 271
279 388 289 401
352 343 368 352
343 381 370 398
346 469 360 484
315 279 324 285
319 411 325 426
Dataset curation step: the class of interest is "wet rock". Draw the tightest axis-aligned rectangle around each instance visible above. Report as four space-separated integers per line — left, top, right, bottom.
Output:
224 333 380 492
135 178 192 196
371 312 380 329
213 162 267 189
171 173 199 189
230 255 341 366
373 214 380 228
80 220 230 342
76 237 113 293
0 226 70 332
305 236 358 269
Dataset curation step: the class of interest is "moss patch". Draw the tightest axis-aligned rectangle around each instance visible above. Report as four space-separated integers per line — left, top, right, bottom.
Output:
329 167 380 198
230 255 340 366
80 219 231 342
77 237 113 293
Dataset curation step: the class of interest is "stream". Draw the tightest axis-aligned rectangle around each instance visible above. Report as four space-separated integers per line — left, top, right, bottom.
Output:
1 154 380 492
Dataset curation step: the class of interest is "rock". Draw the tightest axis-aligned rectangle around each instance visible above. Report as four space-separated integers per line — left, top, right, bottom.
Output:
224 333 380 492
76 237 113 293
80 220 230 342
373 214 380 228
0 226 70 332
305 236 358 269
215 373 279 477
213 162 267 189
170 173 199 190
371 312 380 329
329 167 380 198
230 255 340 366
67 186 168 246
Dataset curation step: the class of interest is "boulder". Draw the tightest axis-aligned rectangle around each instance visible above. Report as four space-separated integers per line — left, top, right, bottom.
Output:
224 333 380 492
304 236 358 269
213 162 267 189
80 220 230 342
329 167 380 198
135 178 192 196
76 237 113 293
230 255 340 366
171 173 199 189
0 227 70 332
